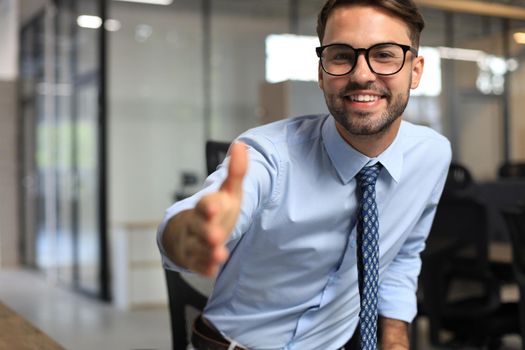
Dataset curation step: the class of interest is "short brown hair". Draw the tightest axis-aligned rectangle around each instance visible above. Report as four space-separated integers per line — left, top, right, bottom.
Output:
316 0 425 48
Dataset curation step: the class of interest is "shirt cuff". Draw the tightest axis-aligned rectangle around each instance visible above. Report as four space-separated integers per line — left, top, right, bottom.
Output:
378 284 418 323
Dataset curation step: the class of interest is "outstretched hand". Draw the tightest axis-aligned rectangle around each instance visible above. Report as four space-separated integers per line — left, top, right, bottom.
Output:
180 142 248 276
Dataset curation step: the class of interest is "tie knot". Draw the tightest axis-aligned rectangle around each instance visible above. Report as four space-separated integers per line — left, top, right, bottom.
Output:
356 163 381 187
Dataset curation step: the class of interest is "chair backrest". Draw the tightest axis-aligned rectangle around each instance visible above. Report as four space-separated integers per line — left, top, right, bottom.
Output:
421 194 497 345
427 194 489 266
498 162 525 179
164 269 208 349
501 204 525 342
502 205 525 284
443 162 474 194
206 141 231 175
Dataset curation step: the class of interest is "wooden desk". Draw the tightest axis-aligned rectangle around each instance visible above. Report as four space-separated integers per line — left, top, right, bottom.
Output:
0 301 64 350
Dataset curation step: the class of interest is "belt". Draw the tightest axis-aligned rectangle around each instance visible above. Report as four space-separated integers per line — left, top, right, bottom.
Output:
191 314 359 350
191 315 246 350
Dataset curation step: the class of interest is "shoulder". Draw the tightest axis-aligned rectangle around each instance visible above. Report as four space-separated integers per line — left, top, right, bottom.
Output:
397 121 452 178
399 121 451 157
237 114 328 157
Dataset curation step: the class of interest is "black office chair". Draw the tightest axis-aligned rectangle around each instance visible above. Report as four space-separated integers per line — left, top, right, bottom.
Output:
441 162 514 284
498 162 525 178
411 162 475 349
502 204 525 347
205 140 231 175
420 194 518 348
165 269 208 349
498 162 525 179
442 162 474 197
164 141 231 349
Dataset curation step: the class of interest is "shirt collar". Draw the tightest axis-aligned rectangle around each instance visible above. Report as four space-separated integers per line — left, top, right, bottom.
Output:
321 116 403 184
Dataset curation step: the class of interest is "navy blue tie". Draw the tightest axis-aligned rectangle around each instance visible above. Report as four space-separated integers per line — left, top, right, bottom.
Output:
355 164 381 350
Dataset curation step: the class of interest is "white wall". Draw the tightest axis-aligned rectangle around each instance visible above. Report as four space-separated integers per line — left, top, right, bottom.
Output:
108 3 294 225
510 58 525 161
0 0 18 80
0 80 19 267
108 3 205 225
0 0 19 267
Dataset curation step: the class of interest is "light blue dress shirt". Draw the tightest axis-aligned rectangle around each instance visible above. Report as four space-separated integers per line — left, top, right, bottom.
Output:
158 114 451 350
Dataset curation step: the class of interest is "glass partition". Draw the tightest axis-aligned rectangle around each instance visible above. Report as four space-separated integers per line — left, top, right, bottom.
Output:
19 0 108 300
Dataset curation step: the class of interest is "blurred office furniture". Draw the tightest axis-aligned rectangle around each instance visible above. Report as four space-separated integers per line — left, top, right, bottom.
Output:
164 141 231 349
471 180 525 242
502 204 525 347
498 162 525 179
206 140 230 175
442 162 474 196
421 194 518 348
165 269 208 350
174 171 200 201
112 222 168 310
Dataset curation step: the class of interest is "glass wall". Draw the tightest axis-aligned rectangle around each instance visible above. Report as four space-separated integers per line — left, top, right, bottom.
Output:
209 0 289 140
107 0 204 225
19 0 108 299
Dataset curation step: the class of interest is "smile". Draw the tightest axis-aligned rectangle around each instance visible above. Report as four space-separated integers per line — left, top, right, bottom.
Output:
349 94 381 102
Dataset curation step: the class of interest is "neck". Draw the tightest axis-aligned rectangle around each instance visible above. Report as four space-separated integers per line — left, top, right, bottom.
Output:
335 118 401 158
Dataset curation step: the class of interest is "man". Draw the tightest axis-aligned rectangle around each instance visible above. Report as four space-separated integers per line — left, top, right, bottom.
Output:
158 0 451 349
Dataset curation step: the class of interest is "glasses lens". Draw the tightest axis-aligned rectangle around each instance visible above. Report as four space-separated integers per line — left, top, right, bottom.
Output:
321 44 355 75
368 44 405 75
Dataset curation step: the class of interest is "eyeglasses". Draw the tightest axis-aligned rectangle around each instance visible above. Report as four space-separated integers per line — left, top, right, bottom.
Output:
315 42 418 76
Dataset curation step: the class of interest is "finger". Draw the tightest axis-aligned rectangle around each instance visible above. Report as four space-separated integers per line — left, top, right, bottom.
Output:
220 142 248 196
185 217 227 254
193 198 229 246
192 246 228 277
187 208 212 241
210 244 229 264
203 246 229 276
195 194 221 222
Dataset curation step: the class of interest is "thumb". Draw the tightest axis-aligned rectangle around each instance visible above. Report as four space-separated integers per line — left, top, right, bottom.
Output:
220 142 248 195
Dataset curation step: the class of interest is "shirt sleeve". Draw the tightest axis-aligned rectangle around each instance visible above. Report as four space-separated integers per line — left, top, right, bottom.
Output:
377 144 451 322
157 136 279 272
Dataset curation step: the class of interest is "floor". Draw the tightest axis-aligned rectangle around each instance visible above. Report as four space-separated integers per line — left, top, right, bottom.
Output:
0 268 171 350
0 268 521 350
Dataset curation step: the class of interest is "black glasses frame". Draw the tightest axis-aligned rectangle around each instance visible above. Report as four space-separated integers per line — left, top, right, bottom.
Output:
315 42 418 76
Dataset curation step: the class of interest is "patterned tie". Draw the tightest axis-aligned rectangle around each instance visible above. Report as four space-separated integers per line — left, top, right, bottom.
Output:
355 163 382 350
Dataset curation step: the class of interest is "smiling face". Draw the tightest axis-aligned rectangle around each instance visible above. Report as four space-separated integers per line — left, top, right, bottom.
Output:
318 4 424 155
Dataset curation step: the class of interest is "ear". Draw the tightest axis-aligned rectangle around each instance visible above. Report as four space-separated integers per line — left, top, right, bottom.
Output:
410 55 424 90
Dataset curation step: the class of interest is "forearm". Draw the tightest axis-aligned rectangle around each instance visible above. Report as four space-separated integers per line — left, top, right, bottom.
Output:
379 316 409 350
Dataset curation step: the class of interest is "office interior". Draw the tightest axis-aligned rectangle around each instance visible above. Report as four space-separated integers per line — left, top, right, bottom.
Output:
1 0 525 349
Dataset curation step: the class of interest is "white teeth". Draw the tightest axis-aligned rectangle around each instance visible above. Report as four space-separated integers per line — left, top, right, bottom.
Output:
350 95 379 102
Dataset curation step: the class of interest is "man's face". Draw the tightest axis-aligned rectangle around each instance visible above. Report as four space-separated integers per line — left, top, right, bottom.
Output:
318 5 424 139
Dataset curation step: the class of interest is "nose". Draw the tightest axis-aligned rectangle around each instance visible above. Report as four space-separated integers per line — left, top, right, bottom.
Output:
350 53 376 82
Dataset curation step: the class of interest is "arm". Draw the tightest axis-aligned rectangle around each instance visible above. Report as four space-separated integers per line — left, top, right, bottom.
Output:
161 142 248 277
379 316 409 350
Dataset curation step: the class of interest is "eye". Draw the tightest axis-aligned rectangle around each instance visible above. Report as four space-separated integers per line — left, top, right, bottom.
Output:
333 52 353 60
372 50 397 60
370 45 403 62
325 46 355 62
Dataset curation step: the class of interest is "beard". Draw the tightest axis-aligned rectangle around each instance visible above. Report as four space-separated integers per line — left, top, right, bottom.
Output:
324 81 410 137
